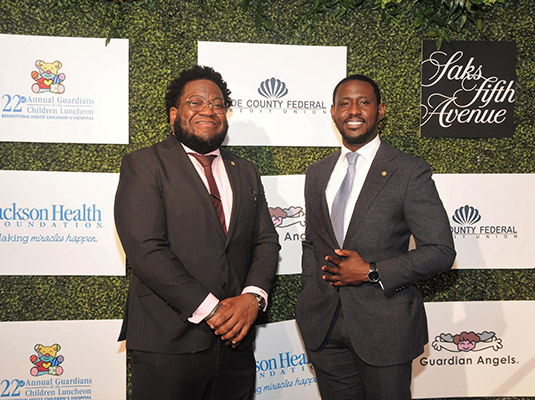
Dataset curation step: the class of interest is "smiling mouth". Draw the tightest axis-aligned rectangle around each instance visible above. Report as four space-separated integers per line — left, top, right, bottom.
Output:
345 119 365 129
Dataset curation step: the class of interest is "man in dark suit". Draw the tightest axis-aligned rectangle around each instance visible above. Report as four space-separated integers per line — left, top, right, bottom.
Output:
114 65 280 400
295 74 456 399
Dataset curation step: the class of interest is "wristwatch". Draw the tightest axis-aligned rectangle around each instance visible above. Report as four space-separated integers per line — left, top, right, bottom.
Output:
248 293 266 311
368 262 380 283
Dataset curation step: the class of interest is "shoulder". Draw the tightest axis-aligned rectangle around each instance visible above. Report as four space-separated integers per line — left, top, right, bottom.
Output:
378 140 431 172
220 147 258 171
121 136 175 166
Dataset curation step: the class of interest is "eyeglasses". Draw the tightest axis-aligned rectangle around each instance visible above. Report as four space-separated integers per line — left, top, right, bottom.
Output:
178 96 227 114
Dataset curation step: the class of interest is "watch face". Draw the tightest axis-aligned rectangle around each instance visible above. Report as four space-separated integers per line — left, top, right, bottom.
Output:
368 270 380 283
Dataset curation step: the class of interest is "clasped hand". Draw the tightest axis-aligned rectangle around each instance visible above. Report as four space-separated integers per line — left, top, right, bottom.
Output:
322 248 370 287
205 293 259 348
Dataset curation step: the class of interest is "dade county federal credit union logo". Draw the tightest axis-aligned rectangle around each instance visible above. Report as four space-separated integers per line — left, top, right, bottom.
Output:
231 77 327 114
420 330 517 367
450 204 518 239
31 60 66 94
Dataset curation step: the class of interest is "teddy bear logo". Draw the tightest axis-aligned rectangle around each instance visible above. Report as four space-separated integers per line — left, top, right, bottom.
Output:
31 60 66 94
29 343 64 376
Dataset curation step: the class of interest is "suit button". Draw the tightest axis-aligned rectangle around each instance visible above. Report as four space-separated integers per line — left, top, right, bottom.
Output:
225 247 230 253
222 283 226 289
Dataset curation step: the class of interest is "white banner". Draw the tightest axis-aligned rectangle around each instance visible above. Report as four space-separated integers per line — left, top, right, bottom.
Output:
413 301 535 398
0 320 125 400
0 170 125 275
262 175 305 275
198 41 346 146
0 34 128 144
434 173 535 269
254 320 320 399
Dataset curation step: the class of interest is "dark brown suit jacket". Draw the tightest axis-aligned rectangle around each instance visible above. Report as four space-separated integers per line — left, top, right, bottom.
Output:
115 134 280 354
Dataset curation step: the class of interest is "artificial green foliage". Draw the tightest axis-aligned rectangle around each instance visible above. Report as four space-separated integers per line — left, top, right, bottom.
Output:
1 1 534 399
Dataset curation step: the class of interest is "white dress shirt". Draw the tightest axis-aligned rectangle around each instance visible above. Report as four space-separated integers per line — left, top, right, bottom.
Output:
325 135 381 243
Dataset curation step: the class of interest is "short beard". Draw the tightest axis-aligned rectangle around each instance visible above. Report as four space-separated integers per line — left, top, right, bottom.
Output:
338 118 378 147
173 119 228 154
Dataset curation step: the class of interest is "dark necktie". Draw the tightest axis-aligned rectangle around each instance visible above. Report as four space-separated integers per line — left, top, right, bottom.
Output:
190 153 227 234
331 152 359 247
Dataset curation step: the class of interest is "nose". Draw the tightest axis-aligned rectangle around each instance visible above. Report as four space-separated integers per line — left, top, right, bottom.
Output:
198 102 216 116
347 101 361 115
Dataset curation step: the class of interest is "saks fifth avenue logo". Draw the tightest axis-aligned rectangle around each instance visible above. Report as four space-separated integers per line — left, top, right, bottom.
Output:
420 41 516 138
269 206 306 242
231 77 327 114
450 205 518 239
420 330 517 368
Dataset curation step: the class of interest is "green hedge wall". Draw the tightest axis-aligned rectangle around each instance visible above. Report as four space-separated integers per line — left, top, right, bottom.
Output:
1 1 534 399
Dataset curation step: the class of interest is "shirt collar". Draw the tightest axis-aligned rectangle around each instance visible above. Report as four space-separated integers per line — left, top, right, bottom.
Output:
340 134 381 163
181 143 221 158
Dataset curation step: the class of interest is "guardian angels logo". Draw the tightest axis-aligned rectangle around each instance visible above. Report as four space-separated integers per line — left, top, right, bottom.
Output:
269 206 305 229
432 331 502 353
420 330 518 367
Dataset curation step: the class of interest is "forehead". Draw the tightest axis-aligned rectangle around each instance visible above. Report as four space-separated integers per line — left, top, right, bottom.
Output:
182 79 223 99
335 80 376 101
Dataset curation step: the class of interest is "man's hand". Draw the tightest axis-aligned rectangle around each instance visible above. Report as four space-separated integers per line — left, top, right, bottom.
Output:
322 248 370 287
205 294 259 347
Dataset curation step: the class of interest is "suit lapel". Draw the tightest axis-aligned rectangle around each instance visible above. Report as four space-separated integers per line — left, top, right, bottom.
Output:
161 135 226 238
220 148 241 243
344 141 398 245
317 150 341 248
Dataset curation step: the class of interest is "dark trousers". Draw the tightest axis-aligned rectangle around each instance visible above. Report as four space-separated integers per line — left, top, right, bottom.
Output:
130 340 255 400
307 305 412 400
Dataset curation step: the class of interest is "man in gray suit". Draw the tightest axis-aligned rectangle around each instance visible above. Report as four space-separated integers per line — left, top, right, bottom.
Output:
296 74 456 399
115 65 279 400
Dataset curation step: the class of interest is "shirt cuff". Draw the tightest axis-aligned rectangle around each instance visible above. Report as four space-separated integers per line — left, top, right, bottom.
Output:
188 293 219 324
242 286 268 312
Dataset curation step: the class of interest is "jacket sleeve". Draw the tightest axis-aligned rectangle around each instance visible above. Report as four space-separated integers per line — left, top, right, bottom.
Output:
114 152 211 321
377 160 456 297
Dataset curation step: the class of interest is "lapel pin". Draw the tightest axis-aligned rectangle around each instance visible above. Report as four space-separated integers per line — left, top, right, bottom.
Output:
231 161 236 166
381 171 387 176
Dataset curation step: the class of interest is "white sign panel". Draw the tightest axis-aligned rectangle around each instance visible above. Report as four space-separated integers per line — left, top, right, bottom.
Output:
434 173 535 269
198 41 346 146
0 34 128 144
413 301 535 398
0 170 125 275
262 175 305 275
254 320 320 399
0 320 125 400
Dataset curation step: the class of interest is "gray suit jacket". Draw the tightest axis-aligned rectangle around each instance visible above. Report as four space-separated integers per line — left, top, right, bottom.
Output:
114 134 280 354
296 140 455 366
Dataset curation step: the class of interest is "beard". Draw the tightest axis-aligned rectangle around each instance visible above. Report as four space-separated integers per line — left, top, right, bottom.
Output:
337 117 379 147
173 118 228 154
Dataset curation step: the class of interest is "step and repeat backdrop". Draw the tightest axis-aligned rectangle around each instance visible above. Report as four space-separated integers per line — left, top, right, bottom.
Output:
1 32 534 400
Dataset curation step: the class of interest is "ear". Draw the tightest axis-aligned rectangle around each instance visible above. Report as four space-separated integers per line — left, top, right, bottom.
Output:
330 104 335 121
53 61 62 69
53 344 61 352
169 107 178 129
378 102 386 121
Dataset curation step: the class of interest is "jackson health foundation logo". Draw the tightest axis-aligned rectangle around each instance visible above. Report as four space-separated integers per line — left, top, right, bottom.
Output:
450 204 518 239
232 77 327 114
